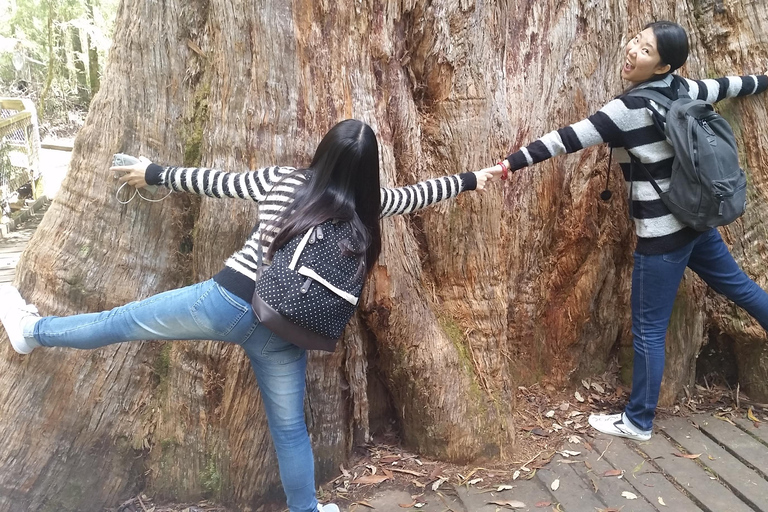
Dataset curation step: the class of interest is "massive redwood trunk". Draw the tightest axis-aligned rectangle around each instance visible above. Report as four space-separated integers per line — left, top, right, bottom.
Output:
1 0 767 510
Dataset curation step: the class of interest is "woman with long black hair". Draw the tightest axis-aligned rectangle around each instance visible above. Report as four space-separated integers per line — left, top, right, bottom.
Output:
0 119 494 512
484 21 768 441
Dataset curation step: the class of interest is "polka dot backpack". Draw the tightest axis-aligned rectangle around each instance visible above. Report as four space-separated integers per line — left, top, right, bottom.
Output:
252 219 364 351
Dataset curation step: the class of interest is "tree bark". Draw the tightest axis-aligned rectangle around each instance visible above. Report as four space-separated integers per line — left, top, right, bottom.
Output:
1 0 767 510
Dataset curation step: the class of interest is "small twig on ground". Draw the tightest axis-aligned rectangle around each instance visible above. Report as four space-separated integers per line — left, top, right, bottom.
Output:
514 450 544 468
597 439 613 462
137 495 149 512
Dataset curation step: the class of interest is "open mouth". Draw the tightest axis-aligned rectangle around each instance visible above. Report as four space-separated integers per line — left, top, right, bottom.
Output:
623 58 634 73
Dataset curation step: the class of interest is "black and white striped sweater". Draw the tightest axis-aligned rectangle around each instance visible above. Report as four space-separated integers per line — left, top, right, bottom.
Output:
506 73 768 254
145 163 477 301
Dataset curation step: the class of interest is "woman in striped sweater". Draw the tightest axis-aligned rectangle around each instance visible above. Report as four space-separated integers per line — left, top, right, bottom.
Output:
0 119 493 512
488 21 768 441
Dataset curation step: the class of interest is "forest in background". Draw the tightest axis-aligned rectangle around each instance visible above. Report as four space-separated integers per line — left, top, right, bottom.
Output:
0 0 119 136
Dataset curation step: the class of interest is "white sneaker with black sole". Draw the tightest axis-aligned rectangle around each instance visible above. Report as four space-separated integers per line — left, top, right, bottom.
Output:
0 284 41 354
588 412 651 442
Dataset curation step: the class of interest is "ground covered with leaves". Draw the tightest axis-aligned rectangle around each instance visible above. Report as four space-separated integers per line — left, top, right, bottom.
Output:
111 371 765 512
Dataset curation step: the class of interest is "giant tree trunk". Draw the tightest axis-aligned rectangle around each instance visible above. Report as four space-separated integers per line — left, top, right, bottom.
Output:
1 0 767 510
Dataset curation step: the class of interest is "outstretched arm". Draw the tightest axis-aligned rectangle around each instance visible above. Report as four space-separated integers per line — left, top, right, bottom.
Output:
379 169 492 218
683 74 768 104
110 159 298 202
499 98 630 175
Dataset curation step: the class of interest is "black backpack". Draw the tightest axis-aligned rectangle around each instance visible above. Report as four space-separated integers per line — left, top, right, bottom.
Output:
626 83 747 231
251 219 364 352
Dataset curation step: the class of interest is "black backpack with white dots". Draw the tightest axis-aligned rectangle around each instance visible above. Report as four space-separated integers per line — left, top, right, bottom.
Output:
251 219 364 351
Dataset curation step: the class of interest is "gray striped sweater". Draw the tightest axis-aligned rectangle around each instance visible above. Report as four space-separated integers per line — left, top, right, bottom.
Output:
506 73 768 254
145 163 477 301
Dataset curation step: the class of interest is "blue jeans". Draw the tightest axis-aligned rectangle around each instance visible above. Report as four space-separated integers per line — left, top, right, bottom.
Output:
625 229 768 431
28 279 319 512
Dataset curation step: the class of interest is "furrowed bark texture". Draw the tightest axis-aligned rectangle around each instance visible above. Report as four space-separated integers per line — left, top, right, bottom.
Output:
1 0 766 510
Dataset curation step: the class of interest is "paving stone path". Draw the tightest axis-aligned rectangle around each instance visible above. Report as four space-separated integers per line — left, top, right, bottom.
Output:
357 414 768 511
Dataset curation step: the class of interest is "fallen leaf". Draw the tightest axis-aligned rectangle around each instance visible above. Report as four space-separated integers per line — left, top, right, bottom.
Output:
522 469 537 480
412 479 425 488
390 468 424 477
603 469 623 477
468 477 483 485
414 504 425 509
592 382 605 394
672 452 701 459
575 391 585 403
535 501 551 507
561 450 581 457
570 411 583 417
399 502 417 508
568 435 583 443
545 410 556 418
622 491 638 500
352 474 390 485
582 379 590 390
497 484 514 491
552 423 563 431
512 470 520 480
531 428 549 437
431 477 447 491
381 455 401 463
559 402 570 411
551 478 560 491
748 407 761 423
488 500 526 509
351 501 375 509
658 496 667 506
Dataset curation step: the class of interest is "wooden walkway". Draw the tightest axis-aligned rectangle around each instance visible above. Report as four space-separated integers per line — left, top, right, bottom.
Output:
0 201 47 285
360 413 768 512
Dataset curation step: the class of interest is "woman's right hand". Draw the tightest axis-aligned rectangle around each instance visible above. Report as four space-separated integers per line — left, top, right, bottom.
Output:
110 157 152 188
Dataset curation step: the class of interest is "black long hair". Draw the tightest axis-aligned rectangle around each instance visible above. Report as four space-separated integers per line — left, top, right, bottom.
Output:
266 119 382 275
644 21 689 75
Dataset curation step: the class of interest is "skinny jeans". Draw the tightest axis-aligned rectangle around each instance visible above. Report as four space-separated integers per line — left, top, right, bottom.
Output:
625 229 768 431
25 279 319 512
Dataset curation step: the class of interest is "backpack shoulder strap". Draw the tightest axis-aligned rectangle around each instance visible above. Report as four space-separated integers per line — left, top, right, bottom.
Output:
627 88 674 110
629 154 664 196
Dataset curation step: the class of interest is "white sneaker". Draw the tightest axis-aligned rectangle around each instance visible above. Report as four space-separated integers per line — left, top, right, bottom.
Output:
318 504 340 512
588 412 651 442
0 284 41 354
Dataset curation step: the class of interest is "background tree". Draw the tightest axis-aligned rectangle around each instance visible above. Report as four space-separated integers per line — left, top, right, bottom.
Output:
0 0 118 127
0 0 767 511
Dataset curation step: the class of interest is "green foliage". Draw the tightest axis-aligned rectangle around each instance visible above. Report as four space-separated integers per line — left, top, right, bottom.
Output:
0 0 119 127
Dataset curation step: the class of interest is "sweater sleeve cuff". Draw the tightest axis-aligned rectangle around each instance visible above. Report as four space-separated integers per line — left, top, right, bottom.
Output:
145 163 165 186
505 151 528 172
459 172 477 191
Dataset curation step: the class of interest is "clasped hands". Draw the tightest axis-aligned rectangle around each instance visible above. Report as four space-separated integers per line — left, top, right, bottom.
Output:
473 159 510 191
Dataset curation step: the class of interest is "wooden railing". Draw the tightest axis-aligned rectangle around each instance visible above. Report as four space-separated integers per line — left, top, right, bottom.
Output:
0 98 41 201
